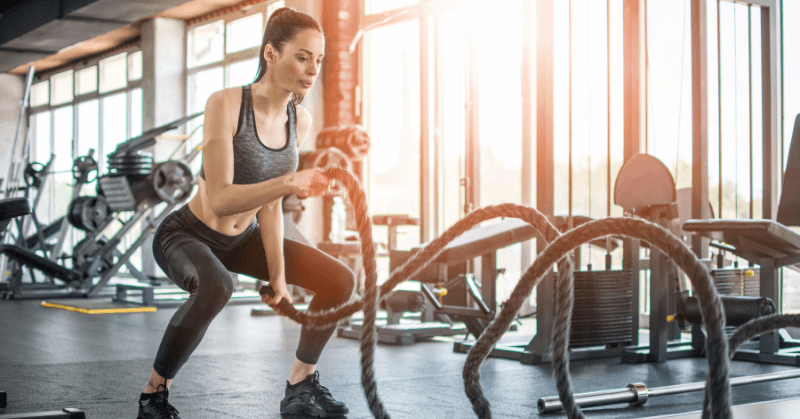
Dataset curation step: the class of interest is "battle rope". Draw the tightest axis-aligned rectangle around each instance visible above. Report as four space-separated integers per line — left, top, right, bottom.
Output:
260 167 735 419
699 313 800 418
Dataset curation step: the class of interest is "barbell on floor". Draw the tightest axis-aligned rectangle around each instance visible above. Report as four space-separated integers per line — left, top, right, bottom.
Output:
538 368 800 413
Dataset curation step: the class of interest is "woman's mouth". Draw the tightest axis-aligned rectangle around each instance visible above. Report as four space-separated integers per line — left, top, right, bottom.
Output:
300 81 313 88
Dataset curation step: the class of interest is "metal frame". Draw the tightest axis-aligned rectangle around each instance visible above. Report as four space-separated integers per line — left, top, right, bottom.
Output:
354 0 784 363
691 0 784 363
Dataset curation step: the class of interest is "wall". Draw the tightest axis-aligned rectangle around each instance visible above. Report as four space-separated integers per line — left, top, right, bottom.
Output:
139 17 187 278
0 73 27 191
287 0 325 245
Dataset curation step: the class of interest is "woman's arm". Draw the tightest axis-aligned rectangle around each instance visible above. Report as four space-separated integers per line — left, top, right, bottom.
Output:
257 200 293 312
201 90 328 217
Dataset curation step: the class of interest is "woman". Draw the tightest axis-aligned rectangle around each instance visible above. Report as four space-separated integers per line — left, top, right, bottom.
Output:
138 7 354 419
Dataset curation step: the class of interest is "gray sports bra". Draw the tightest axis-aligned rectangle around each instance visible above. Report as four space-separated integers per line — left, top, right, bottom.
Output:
199 85 299 184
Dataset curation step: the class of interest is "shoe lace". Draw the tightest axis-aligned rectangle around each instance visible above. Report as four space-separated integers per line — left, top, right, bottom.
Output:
310 374 333 397
154 398 180 417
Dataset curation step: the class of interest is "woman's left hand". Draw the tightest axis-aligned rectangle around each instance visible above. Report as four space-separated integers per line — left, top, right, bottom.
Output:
264 280 294 316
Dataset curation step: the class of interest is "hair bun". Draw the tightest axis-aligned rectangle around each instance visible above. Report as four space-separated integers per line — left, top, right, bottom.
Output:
267 7 294 24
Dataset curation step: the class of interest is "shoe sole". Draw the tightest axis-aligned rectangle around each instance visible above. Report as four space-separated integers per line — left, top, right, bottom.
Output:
280 403 348 417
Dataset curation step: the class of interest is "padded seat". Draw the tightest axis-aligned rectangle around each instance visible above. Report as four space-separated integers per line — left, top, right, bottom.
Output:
416 218 538 265
683 219 800 264
0 197 31 223
392 218 539 282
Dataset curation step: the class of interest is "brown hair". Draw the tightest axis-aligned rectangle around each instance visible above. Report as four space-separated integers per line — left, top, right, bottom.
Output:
253 7 323 105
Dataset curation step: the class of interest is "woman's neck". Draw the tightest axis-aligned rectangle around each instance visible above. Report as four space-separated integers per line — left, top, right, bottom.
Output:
251 75 293 117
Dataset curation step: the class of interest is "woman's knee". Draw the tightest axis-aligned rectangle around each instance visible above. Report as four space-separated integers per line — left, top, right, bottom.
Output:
197 275 234 311
333 266 356 302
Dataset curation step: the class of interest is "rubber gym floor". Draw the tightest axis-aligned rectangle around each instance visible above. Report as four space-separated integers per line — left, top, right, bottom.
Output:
2 299 800 419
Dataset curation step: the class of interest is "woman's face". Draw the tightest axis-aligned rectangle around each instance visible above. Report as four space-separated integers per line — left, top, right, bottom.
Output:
268 29 325 97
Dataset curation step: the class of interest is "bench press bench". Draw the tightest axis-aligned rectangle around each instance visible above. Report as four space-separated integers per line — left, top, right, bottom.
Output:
392 218 538 340
0 197 86 418
682 114 800 365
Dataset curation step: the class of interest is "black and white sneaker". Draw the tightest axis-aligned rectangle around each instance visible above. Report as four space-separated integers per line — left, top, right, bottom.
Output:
137 389 181 419
280 371 349 417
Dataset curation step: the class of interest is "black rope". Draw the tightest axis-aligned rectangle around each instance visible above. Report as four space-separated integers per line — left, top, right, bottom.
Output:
260 168 741 418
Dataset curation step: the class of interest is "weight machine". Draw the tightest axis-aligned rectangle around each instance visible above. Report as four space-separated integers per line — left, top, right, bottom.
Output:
682 114 800 366
0 196 85 418
1 113 203 299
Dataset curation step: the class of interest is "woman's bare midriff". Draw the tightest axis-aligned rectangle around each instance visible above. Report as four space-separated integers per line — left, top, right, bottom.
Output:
187 178 259 237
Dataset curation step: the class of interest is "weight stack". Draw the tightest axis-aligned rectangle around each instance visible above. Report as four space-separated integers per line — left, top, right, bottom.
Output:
98 152 155 211
712 267 760 297
569 269 635 348
98 176 137 212
107 151 153 179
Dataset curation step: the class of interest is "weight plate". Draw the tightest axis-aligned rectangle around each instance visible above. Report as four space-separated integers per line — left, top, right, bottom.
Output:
67 197 86 230
108 158 154 165
109 163 152 168
23 162 46 188
72 155 99 183
67 195 112 231
110 169 152 176
152 160 194 204
111 151 152 159
72 237 113 274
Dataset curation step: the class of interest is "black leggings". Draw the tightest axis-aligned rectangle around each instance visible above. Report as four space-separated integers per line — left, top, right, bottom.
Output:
151 204 355 380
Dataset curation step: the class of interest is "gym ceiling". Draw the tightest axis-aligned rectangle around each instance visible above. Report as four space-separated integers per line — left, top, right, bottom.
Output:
0 0 248 74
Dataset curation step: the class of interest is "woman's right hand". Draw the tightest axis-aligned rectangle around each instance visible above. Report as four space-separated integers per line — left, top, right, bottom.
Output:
286 167 334 199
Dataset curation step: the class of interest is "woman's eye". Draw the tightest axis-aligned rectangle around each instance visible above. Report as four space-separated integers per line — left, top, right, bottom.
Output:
298 57 307 62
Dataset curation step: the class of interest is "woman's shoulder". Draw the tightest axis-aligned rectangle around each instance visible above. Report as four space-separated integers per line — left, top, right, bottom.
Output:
294 103 311 125
294 103 312 142
208 86 245 109
204 87 246 138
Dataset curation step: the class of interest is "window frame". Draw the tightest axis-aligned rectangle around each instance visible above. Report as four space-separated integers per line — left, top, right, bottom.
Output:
185 2 278 82
26 45 145 225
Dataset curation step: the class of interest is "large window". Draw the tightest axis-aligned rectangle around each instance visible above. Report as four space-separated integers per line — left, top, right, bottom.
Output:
782 0 800 313
785 0 800 164
99 53 128 93
188 20 225 68
76 99 99 195
437 9 467 239
702 1 764 221
226 13 264 54
28 49 143 232
185 0 285 159
363 19 422 283
186 1 284 105
365 0 418 15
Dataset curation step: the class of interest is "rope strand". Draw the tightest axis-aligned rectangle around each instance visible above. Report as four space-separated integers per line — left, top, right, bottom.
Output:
260 168 744 418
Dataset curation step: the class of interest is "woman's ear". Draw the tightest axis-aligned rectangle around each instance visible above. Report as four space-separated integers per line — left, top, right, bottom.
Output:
264 44 278 63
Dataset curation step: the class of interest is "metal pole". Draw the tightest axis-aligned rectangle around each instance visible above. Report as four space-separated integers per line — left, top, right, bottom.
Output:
538 368 800 413
4 66 35 197
717 0 723 217
0 65 33 282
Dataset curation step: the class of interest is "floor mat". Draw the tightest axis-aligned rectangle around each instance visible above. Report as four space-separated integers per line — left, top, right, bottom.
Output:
41 298 157 314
